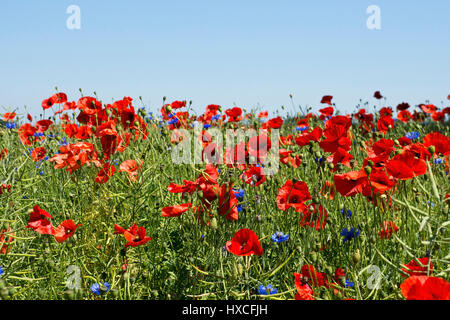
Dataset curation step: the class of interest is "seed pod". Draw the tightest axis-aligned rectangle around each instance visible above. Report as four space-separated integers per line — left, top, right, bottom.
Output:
352 249 361 265
210 218 218 230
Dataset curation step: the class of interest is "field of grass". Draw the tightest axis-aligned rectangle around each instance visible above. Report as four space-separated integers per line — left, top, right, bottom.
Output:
0 93 449 300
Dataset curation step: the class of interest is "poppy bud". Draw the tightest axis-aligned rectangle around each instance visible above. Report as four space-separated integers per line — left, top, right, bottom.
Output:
364 166 372 175
367 160 374 168
428 145 435 154
210 218 218 230
352 249 361 265
339 203 345 211
0 281 5 290
289 93 293 98
165 105 172 113
314 151 322 158
0 288 9 300
394 139 400 146
328 163 334 169
237 263 244 276
312 197 320 204
310 251 318 263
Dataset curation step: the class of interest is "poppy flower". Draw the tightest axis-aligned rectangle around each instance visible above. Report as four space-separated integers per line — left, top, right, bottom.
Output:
396 102 410 111
0 148 8 161
225 107 243 122
276 180 311 211
54 220 81 243
95 163 116 184
420 104 437 114
0 228 14 255
51 92 68 104
333 171 368 197
431 111 445 122
386 151 427 180
400 276 450 300
258 111 268 118
319 107 334 120
378 220 399 239
374 91 383 99
265 116 283 129
295 127 323 147
218 184 239 221
170 100 186 109
114 223 152 248
42 97 54 110
119 160 143 182
31 147 47 162
320 95 333 105
226 228 263 256
397 110 413 123
162 203 192 217
298 264 329 287
423 132 450 156
2 112 16 121
377 115 394 133
362 169 395 196
242 165 266 187
299 204 327 230
248 134 272 162
402 257 433 277
26 205 55 235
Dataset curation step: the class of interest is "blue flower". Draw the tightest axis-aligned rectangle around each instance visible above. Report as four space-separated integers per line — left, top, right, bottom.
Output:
211 114 221 121
237 204 244 212
271 232 289 243
258 284 277 295
405 131 420 140
33 132 45 138
0 266 4 277
6 122 17 129
168 117 178 125
203 124 211 129
315 157 325 163
434 158 443 165
296 126 308 132
340 209 352 218
59 137 68 146
345 279 354 288
90 282 111 295
233 188 245 199
340 228 360 243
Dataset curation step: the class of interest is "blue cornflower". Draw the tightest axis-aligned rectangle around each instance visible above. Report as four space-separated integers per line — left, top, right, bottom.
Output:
345 279 354 288
233 188 245 199
405 131 420 140
433 158 443 165
296 126 308 132
237 204 244 212
47 134 57 139
340 209 352 218
203 124 211 129
0 266 4 277
315 157 325 163
33 132 45 138
6 122 17 129
258 284 277 295
211 114 221 121
271 232 289 243
59 137 68 146
340 228 360 243
90 282 111 295
168 117 178 125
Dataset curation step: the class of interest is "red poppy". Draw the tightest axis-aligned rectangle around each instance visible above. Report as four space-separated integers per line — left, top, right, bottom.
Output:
27 114 33 122
431 111 445 122
18 123 38 146
248 134 272 162
26 205 55 235
362 169 395 196
242 166 266 187
265 116 283 129
218 184 239 221
379 107 393 117
162 203 192 217
299 203 327 230
51 92 68 104
31 147 47 162
276 180 311 211
119 160 143 182
258 111 268 118
402 257 433 277
386 151 427 180
226 228 263 256
298 264 329 287
293 273 315 300
2 112 16 121
420 104 437 114
423 132 450 156
42 97 54 110
295 127 323 147
95 163 116 184
397 110 412 123
377 115 394 134
0 148 8 161
0 228 14 254
319 106 334 120
54 220 81 243
400 276 450 300
171 100 186 109
225 107 243 122
333 171 367 197
320 95 333 105
374 91 383 99
114 223 152 248
378 220 399 239
396 102 410 111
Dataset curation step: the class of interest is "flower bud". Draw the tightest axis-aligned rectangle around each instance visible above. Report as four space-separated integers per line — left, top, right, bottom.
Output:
364 166 372 175
428 145 435 154
352 249 361 265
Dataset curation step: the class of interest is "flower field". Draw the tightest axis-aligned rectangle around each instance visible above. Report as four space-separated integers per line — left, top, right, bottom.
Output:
0 92 449 300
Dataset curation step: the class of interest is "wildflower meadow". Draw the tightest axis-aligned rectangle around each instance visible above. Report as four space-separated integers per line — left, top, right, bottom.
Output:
0 92 449 300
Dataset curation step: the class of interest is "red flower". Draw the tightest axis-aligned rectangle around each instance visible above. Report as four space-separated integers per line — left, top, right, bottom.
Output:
242 166 266 187
0 148 9 161
226 228 263 256
119 160 142 182
95 163 116 184
218 184 239 221
400 276 450 300
374 91 383 99
420 104 437 114
396 102 410 111
319 106 334 120
2 112 16 121
162 203 192 217
378 220 399 239
54 220 81 243
397 110 412 123
42 97 54 110
320 95 333 105
276 180 311 211
258 111 268 118
0 228 14 254
26 205 55 235
265 116 283 129
386 151 427 180
402 257 433 277
171 100 186 109
423 132 450 156
298 264 329 287
225 107 243 122
31 147 47 162
295 127 323 147
333 171 367 197
377 115 394 134
248 134 272 162
293 273 315 300
299 204 327 230
114 223 152 248
51 93 68 104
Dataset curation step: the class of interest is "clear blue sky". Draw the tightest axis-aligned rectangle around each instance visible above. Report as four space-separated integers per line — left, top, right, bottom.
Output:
0 0 449 117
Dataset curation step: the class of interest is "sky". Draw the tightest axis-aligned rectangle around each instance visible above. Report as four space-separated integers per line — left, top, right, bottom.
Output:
0 0 449 118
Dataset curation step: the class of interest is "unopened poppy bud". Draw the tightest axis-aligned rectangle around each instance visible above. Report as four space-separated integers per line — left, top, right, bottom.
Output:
328 163 334 169
352 249 361 265
394 139 400 146
312 197 320 204
165 105 172 113
314 151 322 158
134 121 139 127
210 218 218 230
0 288 9 299
367 160 374 168
289 93 293 98
308 141 315 147
428 145 435 154
310 251 318 263
0 281 5 290
237 263 244 276
364 166 372 175
339 203 345 211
